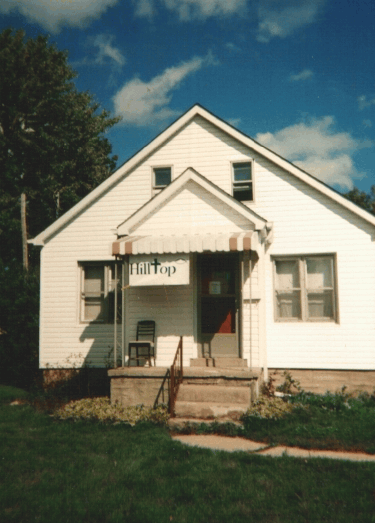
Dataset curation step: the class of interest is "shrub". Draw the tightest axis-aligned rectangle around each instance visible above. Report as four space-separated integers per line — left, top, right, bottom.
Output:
261 372 276 397
242 396 304 420
53 397 169 425
290 388 375 412
276 371 302 394
0 262 39 389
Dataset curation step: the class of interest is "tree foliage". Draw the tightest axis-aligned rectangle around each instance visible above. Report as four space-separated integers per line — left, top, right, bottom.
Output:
343 186 375 216
0 261 39 389
0 29 120 387
0 28 120 267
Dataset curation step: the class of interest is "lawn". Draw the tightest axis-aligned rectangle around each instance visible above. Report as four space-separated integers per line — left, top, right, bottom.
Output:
1 385 375 523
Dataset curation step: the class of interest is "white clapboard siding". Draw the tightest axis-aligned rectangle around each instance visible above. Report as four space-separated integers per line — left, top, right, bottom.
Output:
39 113 375 370
134 180 251 234
240 252 261 367
251 155 375 370
127 283 194 367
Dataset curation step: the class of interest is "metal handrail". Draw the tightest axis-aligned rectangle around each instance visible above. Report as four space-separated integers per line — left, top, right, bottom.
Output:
169 336 183 416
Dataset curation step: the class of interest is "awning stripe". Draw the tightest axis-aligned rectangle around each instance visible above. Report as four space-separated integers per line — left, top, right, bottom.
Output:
113 231 254 256
243 231 252 251
229 232 241 252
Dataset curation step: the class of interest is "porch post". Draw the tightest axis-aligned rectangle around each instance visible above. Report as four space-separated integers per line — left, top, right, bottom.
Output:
114 262 118 368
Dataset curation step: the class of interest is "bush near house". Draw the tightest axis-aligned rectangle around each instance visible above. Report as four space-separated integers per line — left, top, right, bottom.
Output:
53 397 169 425
0 263 39 390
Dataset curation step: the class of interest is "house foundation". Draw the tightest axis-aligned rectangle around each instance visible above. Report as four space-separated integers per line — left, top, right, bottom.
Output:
269 369 375 394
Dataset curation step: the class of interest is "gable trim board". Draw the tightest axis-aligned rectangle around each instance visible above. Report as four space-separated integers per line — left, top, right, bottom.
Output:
32 104 375 394
30 104 375 247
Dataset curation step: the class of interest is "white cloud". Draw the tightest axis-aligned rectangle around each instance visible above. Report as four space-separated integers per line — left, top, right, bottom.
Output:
133 0 326 39
93 35 126 67
227 117 241 127
256 117 367 189
133 0 247 20
289 69 314 82
358 95 375 111
225 42 242 52
0 0 118 33
256 0 326 43
133 0 155 18
363 119 372 128
113 53 215 126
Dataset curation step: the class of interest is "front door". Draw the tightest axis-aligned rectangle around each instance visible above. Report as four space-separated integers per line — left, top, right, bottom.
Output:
198 253 240 357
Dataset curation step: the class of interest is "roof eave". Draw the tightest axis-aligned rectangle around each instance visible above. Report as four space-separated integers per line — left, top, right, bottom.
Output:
29 103 375 245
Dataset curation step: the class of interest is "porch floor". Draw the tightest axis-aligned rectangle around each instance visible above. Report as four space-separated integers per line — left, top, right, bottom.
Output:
108 366 261 379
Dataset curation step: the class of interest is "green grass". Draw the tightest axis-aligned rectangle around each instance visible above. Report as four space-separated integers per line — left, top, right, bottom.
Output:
0 384 30 404
1 386 375 522
241 391 375 453
241 402 375 454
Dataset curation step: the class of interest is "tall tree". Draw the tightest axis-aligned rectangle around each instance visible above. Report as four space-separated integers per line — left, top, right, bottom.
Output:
0 29 120 269
343 186 375 216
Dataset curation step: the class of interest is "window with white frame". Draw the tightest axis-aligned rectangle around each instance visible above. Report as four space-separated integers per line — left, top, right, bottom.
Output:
153 167 172 195
274 255 337 321
232 161 253 202
80 263 122 323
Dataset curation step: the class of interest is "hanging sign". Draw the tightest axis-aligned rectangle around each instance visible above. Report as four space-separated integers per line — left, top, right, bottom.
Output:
129 254 190 286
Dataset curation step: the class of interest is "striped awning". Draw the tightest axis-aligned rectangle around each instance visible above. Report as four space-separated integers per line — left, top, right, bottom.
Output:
112 231 255 256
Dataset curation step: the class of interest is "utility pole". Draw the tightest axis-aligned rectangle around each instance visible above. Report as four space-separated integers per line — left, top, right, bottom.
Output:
21 192 28 271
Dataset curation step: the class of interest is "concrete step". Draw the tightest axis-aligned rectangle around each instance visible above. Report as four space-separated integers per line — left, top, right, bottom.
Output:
174 401 249 420
168 417 243 428
214 358 248 368
190 358 248 368
178 384 250 404
190 358 215 367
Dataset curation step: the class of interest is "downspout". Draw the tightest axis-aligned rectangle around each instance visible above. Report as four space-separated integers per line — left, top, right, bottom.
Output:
121 261 125 367
114 262 118 368
260 236 268 383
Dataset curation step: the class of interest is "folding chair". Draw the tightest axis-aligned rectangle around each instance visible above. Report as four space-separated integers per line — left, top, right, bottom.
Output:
128 320 156 366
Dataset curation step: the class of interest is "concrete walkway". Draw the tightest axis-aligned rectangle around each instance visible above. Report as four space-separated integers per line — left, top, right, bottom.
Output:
171 434 375 462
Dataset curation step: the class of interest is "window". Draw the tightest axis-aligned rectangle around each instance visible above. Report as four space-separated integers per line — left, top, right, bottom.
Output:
153 167 172 195
232 162 253 202
80 263 122 323
274 255 337 322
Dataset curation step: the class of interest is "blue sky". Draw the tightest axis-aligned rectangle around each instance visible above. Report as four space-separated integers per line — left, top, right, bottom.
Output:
1 0 375 193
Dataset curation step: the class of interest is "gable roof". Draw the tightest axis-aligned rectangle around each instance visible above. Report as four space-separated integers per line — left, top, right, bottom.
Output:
30 104 375 245
117 167 268 235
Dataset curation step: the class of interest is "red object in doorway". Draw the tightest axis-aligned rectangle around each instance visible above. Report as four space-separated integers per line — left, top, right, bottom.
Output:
201 298 235 334
218 307 234 333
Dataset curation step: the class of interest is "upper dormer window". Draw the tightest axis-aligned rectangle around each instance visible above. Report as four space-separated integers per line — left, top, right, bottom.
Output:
232 162 253 202
153 167 172 195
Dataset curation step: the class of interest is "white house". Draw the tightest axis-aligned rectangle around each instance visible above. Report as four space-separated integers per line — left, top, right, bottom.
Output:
30 104 375 401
